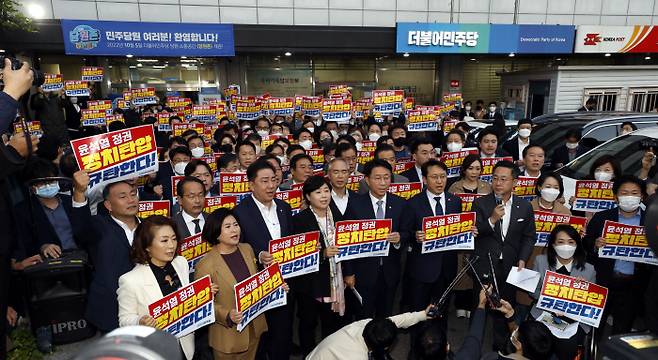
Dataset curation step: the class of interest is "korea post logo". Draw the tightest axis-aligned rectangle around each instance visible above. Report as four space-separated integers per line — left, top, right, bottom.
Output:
69 25 101 50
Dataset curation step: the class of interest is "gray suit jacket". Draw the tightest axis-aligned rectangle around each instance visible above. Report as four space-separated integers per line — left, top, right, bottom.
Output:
357 173 410 195
530 254 596 332
173 211 208 238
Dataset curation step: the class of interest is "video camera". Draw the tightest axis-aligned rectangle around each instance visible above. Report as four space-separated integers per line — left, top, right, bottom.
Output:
0 55 45 87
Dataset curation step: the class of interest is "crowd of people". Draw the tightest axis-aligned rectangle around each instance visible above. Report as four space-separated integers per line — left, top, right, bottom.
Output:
2 57 658 360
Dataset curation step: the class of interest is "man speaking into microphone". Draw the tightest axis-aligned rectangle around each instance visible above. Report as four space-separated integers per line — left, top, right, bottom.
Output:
472 160 535 351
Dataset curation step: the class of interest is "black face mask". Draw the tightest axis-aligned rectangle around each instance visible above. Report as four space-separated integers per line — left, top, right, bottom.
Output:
218 144 233 153
393 137 407 147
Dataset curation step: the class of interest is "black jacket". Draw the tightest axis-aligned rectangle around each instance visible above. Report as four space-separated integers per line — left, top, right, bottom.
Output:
551 144 590 168
234 195 294 257
502 137 533 162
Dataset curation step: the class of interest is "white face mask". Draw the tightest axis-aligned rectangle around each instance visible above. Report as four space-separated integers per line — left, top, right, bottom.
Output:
465 106 471 111
306 127 315 133
518 128 532 138
330 130 338 139
540 187 560 203
446 142 463 152
191 147 205 158
355 142 363 151
277 155 286 164
257 130 269 138
553 244 577 260
314 119 322 127
618 195 642 212
594 171 613 182
299 139 313 150
565 142 579 150
174 162 188 175
489 106 496 113
368 133 381 142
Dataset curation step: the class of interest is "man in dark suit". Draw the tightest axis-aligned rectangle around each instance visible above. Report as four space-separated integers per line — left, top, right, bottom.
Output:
156 146 191 201
478 127 510 159
484 101 506 140
234 159 294 360
502 118 533 165
583 175 648 336
578 97 597 112
551 128 590 169
401 138 435 184
280 153 313 190
327 158 354 219
358 144 409 194
70 173 140 333
172 176 207 238
472 160 535 350
343 159 413 318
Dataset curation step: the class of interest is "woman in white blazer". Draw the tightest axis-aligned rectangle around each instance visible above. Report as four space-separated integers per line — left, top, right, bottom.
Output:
117 215 217 360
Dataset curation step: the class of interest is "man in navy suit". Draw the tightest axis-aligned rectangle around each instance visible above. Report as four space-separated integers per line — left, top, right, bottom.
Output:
401 138 435 184
343 159 413 318
234 159 294 360
70 172 140 333
327 158 353 219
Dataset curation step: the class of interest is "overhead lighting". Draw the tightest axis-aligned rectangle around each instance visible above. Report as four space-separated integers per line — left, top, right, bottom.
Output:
181 56 187 59
556 58 562 61
284 51 292 56
137 63 143 67
26 3 45 19
508 53 515 57
126 54 133 58
153 65 167 69
645 56 651 60
0 49 5 53
469 58 476 61
274 67 281 71
180 59 197 62
403 52 410 57
137 59 158 63
604 53 611 57
129 65 136 69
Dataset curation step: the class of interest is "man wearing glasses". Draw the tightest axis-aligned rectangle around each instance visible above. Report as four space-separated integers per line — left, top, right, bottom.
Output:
174 176 208 238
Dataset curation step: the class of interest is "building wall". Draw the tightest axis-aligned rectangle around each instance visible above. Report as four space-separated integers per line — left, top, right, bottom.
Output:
23 0 658 26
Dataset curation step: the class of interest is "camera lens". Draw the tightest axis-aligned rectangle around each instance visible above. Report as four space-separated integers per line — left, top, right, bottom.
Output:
1 56 45 87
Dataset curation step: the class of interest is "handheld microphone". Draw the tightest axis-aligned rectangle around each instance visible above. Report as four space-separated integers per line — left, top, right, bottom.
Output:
494 194 502 205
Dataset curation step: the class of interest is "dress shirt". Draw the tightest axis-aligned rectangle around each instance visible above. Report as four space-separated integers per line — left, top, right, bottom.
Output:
252 194 281 240
614 210 641 275
368 192 400 250
331 189 349 215
480 152 495 159
414 165 423 184
556 260 573 273
523 170 541 178
518 137 529 161
111 215 139 246
488 195 513 240
426 190 445 216
181 210 205 236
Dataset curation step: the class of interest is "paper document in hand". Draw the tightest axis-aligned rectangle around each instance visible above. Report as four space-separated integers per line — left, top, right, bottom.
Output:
506 267 540 293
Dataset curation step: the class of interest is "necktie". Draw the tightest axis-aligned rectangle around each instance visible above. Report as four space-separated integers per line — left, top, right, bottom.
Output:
376 200 384 219
192 219 201 234
434 196 443 216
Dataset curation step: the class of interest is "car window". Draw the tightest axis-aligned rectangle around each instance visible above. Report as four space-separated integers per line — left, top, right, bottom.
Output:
584 125 617 141
559 134 649 180
531 121 586 154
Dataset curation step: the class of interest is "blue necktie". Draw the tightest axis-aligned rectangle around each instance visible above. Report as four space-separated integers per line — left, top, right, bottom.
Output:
434 196 443 216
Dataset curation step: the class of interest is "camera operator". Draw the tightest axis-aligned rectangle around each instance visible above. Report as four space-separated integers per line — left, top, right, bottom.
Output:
0 58 40 358
639 140 658 195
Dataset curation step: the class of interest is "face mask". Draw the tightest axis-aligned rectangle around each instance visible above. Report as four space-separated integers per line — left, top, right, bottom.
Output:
465 106 471 111
174 162 188 175
277 155 286 164
393 137 407 147
257 130 269 138
594 171 613 182
306 127 315 133
330 130 338 139
35 183 60 199
446 142 463 152
321 137 332 146
191 147 205 158
518 128 532 138
339 129 348 136
618 195 642 212
489 106 496 113
540 188 560 203
299 139 313 150
355 142 363 151
314 119 322 127
553 244 577 260
565 142 578 150
368 133 381 142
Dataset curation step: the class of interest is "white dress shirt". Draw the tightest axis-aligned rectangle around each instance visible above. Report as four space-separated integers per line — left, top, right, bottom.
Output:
480 151 495 159
73 198 139 245
488 195 513 240
426 190 446 216
523 169 541 178
331 189 349 215
369 192 400 250
414 165 423 184
181 210 205 236
253 194 281 240
517 137 529 161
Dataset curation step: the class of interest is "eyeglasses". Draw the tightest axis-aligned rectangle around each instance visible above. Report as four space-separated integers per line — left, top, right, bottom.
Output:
183 193 205 200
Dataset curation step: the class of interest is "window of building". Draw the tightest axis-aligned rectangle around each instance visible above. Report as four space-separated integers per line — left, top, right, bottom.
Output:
629 88 658 112
583 88 621 111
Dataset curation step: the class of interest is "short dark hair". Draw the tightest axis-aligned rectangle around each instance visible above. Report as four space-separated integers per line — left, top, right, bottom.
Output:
546 224 587 271
493 160 519 179
363 159 392 178
302 175 331 205
367 122 383 133
294 128 313 140
478 126 498 143
416 320 448 360
181 129 198 139
488 101 497 106
613 175 646 196
518 320 553 360
202 208 238 246
184 159 212 176
169 136 187 148
186 134 205 147
290 153 313 170
621 121 637 131
374 144 395 159
460 154 482 180
262 153 282 166
336 134 356 146
265 143 284 155
421 159 448 178
588 155 622 180
218 153 238 170
169 146 192 161
388 124 406 136
362 318 397 359
522 144 544 159
131 215 181 264
24 157 58 183
564 128 582 141
286 144 305 156
237 141 256 153
176 176 205 196
535 172 564 198
335 142 357 159
517 118 533 127
409 137 433 154
102 181 132 200
246 159 276 181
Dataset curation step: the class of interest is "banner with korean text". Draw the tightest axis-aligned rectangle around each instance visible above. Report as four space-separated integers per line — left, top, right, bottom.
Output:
148 275 215 338
456 193 483 212
234 263 287 332
64 80 89 97
572 180 615 212
137 200 170 219
440 148 478 178
71 125 158 193
407 109 438 132
218 173 250 201
235 99 261 121
178 233 212 272
269 231 321 279
534 211 587 247
266 97 295 117
321 98 352 124
204 196 237 213
302 96 322 118
372 90 404 117
537 271 608 328
81 66 104 82
480 157 513 183
13 121 43 138
43 74 63 92
388 182 422 200
422 212 476 253
514 176 538 201
131 88 158 106
346 175 364 192
275 190 303 215
334 219 392 262
599 220 658 266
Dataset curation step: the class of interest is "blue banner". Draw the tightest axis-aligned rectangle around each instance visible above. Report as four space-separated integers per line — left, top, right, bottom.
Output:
61 20 234 57
397 23 575 54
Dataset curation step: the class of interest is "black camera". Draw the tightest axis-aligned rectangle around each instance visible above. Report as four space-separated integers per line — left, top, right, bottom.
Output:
0 55 45 87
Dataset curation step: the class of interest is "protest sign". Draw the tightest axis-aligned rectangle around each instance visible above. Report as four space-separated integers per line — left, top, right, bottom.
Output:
179 233 212 272
223 84 240 98
218 173 250 197
372 90 404 117
149 275 214 338
572 180 616 212
204 196 238 213
443 118 459 134
514 176 538 201
388 182 422 200
334 219 392 262
404 97 414 110
599 220 658 266
353 99 371 118
172 123 204 137
266 97 295 117
269 231 321 279
137 200 170 219
321 98 351 124
393 161 415 175
357 151 375 165
64 80 90 97
480 157 513 183
81 109 107 127
234 263 287 332
81 66 104 82
302 96 322 118
192 105 217 123
87 100 113 115
130 88 157 106
328 84 350 98
235 99 261 121
422 212 476 253
275 189 303 215
71 125 158 192
534 211 587 247
43 74 63 92
13 121 43 138
360 140 377 152
440 148 478 178
346 175 363 192
537 271 608 328
167 97 192 109
407 109 438 132
456 193 484 212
